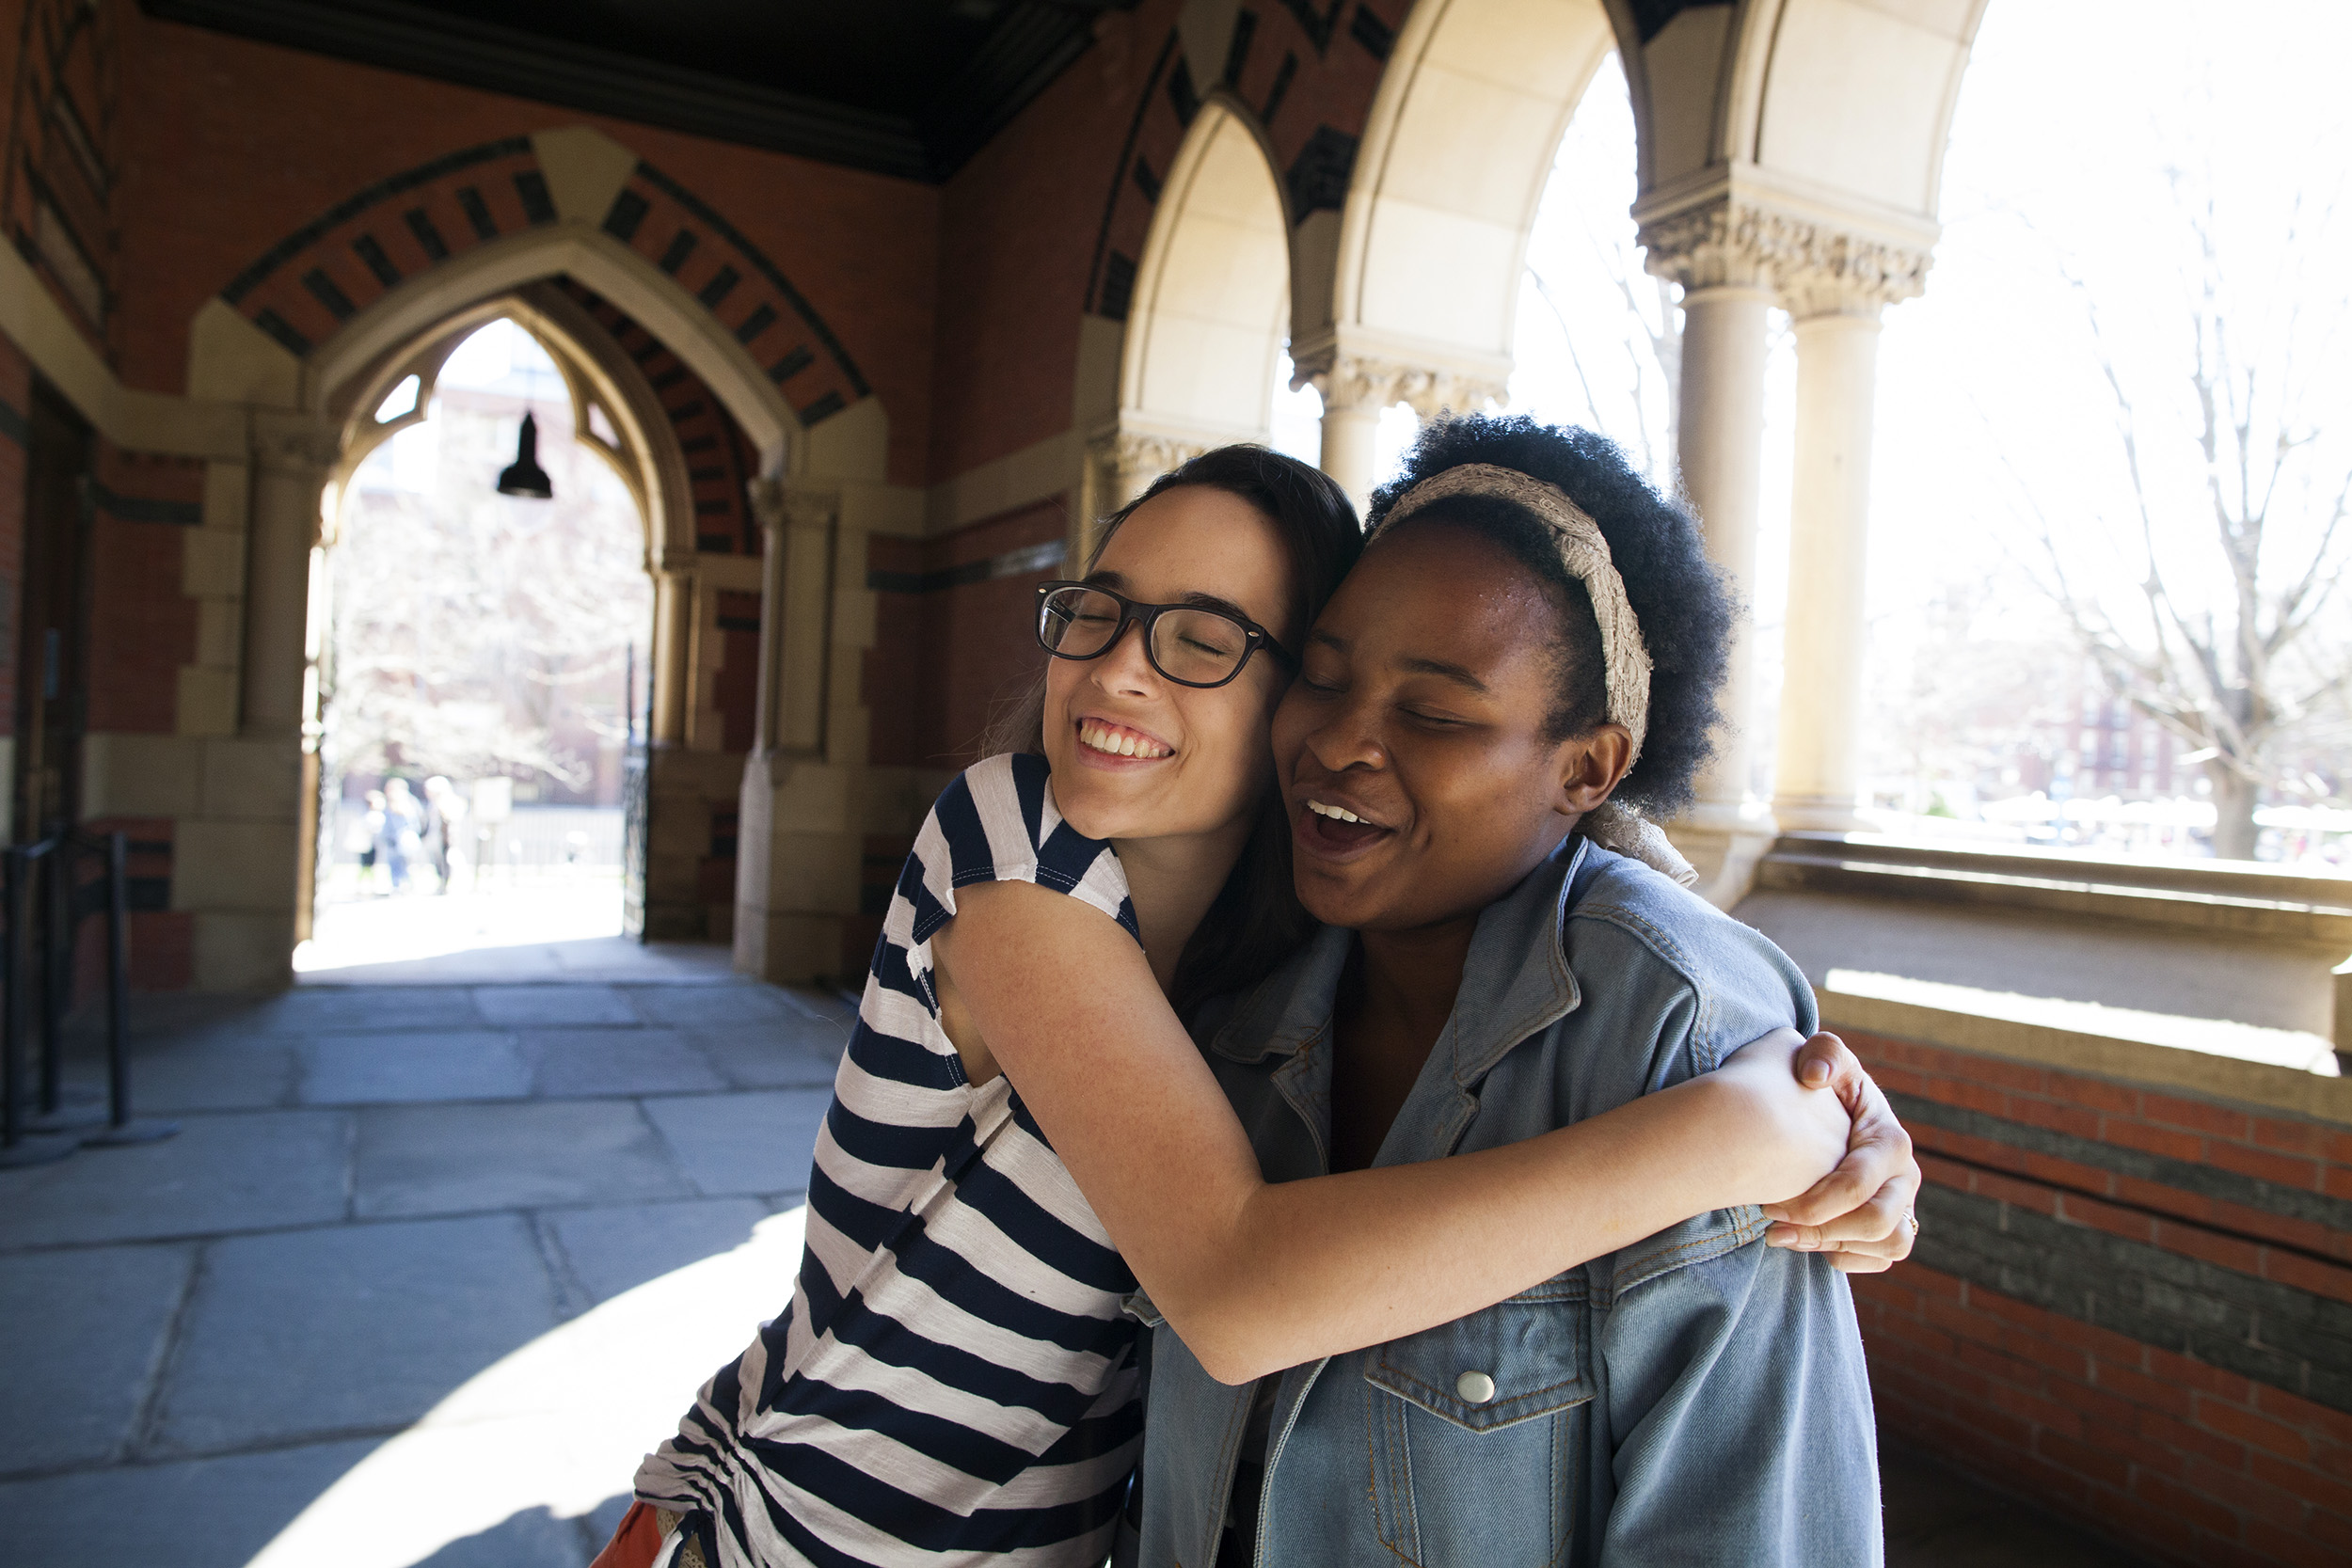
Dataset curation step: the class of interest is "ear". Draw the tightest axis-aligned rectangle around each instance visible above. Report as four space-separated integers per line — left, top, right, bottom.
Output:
1551 723 1634 818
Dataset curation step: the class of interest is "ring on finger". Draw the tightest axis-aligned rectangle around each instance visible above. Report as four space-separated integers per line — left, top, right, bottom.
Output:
1905 1208 1919 1236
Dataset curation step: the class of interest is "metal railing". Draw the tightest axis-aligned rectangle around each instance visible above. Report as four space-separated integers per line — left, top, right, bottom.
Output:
0 830 177 1168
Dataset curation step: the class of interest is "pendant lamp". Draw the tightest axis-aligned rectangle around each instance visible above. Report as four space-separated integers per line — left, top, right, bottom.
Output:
497 410 554 499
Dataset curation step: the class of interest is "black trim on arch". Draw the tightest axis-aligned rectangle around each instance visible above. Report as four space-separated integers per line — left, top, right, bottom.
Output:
219 135 530 305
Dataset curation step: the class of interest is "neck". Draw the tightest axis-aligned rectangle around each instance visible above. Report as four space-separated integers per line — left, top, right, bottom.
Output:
1350 914 1482 1053
1113 811 1256 993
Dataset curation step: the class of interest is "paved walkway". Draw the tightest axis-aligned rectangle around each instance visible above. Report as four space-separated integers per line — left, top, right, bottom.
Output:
0 944 2145 1566
1 945 847 1566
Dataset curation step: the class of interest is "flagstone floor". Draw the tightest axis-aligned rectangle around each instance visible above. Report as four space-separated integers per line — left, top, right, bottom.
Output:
0 939 2144 1566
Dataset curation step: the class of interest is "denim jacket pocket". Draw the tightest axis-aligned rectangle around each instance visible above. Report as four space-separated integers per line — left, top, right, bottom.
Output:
1361 1273 1592 1567
1363 1269 1593 1432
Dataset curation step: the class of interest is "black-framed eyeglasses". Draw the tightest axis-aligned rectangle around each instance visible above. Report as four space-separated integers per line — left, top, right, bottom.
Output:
1034 581 1295 689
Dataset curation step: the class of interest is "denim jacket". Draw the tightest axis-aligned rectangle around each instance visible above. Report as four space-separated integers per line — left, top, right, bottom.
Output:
1134 837 1881 1568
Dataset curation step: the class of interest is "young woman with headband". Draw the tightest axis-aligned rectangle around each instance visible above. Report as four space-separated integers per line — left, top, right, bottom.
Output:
1126 417 1899 1565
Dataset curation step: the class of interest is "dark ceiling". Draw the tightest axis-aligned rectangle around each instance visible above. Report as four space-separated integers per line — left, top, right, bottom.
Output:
141 0 1136 182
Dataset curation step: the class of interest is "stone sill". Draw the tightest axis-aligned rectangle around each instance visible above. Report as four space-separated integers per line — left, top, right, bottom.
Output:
1761 832 2352 949
1819 980 2352 1127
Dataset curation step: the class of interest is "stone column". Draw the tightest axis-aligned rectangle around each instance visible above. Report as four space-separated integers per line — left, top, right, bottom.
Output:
184 412 334 990
736 481 858 984
1639 202 1779 905
748 483 793 754
1770 240 1929 833
1290 348 1504 517
242 415 337 737
648 562 693 747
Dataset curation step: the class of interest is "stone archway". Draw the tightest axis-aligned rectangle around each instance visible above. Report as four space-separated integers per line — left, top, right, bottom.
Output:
1087 96 1295 541
299 295 681 947
1297 0 1621 503
1624 0 1991 888
176 126 892 987
1292 0 1992 899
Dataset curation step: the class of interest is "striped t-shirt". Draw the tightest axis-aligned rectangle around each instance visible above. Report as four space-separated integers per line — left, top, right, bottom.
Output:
634 752 1145 1567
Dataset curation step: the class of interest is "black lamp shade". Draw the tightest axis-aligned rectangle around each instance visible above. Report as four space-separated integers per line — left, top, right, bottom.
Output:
497 411 554 499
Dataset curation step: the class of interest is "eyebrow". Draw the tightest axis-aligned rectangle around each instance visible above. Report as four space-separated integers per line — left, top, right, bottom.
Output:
1398 656 1490 693
1085 571 1259 626
1308 630 1490 693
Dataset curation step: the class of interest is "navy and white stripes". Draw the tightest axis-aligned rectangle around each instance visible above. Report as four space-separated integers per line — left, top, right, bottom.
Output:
634 752 1145 1567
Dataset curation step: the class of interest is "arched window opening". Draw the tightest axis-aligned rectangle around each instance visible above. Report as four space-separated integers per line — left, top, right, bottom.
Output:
303 317 656 971
1509 52 1799 805
1866 0 2352 864
373 373 421 423
1509 53 1678 488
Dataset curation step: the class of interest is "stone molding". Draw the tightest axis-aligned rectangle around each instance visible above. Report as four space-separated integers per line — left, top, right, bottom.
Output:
1289 345 1506 420
1639 196 1932 319
1091 427 1209 483
248 413 341 475
747 477 838 533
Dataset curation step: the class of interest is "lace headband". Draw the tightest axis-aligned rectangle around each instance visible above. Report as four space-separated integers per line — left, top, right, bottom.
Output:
1376 464 1698 888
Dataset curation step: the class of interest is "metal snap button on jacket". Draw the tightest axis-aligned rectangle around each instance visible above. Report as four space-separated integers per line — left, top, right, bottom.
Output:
1455 1370 1497 1404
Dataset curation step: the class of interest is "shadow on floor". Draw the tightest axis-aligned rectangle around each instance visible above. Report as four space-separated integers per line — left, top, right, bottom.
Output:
408 1498 634 1568
1883 1443 2153 1565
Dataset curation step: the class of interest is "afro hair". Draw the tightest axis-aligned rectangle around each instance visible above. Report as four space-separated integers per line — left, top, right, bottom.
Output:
1363 413 1733 817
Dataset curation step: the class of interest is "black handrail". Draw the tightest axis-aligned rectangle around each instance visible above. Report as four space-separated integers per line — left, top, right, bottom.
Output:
0 830 176 1167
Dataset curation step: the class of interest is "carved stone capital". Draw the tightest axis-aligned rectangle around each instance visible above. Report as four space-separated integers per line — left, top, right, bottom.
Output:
748 478 838 533
249 413 341 475
1091 429 1208 489
1292 348 1504 420
1640 198 1931 317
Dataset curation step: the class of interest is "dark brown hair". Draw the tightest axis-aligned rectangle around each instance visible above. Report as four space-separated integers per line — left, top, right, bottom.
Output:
982 444 1362 1017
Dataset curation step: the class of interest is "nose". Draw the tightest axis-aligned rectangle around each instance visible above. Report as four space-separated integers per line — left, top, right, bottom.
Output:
1088 616 1161 699
1299 688 1387 776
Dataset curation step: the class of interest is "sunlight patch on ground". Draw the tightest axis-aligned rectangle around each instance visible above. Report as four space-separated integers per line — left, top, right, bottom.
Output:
296 881 626 972
248 1207 805 1567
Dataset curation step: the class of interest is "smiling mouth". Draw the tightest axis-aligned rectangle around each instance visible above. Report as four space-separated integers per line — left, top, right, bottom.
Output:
1295 797 1393 858
1077 719 1174 760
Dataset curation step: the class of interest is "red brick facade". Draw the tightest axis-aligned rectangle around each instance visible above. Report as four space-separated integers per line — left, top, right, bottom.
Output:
1848 1026 2352 1565
866 499 1068 770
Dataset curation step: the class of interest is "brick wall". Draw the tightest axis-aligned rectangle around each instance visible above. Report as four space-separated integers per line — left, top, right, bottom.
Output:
866 497 1068 768
1836 1006 2352 1565
110 8 937 483
85 445 204 735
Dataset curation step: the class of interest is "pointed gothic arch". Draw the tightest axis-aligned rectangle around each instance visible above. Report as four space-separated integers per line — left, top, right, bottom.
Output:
1117 95 1295 458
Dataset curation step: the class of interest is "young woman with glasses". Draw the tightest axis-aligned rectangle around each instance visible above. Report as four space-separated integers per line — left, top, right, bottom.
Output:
598 447 1916 1568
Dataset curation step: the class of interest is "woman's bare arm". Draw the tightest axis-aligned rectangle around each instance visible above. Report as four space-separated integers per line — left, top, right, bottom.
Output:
937 880 1893 1385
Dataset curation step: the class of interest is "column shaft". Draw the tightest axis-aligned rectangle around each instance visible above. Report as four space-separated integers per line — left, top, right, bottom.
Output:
241 434 330 737
649 568 692 747
1318 402 1383 517
752 514 789 755
1772 310 1883 831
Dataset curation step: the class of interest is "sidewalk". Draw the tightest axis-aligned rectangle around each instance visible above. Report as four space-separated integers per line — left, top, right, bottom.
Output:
0 945 848 1567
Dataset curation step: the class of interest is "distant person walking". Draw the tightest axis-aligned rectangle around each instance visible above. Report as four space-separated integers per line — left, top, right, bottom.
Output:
381 778 423 893
422 776 468 894
356 790 387 895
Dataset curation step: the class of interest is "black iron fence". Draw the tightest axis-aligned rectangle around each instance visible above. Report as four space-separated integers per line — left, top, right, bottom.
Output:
0 830 176 1168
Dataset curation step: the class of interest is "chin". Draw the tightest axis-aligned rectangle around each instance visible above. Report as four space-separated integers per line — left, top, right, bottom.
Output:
1043 766 1132 839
